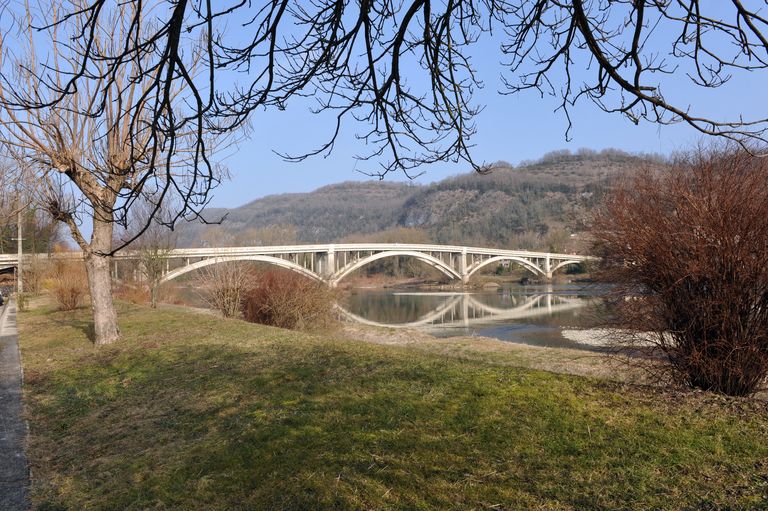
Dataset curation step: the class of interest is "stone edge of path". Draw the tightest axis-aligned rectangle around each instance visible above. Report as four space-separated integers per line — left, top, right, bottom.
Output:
0 298 31 511
0 299 9 329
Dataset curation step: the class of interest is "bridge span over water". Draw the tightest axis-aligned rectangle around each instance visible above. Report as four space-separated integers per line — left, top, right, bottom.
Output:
0 243 595 286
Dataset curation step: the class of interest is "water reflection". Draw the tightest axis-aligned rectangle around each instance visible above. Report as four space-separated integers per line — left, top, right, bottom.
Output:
339 284 602 349
339 291 583 328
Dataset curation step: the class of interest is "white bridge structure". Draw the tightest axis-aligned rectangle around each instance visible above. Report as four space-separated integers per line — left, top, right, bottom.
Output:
1 243 594 286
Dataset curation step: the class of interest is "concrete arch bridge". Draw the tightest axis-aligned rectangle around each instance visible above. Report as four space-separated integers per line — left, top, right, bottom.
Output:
152 244 593 286
1 244 594 287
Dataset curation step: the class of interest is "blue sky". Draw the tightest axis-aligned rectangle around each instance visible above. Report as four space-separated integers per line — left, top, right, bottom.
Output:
5 1 762 212
209 8 768 209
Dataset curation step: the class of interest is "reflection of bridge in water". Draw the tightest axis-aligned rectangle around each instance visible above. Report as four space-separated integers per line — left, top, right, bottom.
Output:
338 292 587 330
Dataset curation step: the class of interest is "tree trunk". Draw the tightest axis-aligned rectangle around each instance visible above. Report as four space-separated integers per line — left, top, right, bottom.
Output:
86 219 120 345
150 283 158 309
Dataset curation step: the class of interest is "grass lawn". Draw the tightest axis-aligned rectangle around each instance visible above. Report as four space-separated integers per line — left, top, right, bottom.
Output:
18 303 768 510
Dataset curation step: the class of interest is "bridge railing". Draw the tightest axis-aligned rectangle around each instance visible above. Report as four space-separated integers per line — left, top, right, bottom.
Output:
128 243 596 261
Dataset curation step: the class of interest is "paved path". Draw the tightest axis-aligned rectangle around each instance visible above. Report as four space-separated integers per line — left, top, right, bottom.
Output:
0 300 30 510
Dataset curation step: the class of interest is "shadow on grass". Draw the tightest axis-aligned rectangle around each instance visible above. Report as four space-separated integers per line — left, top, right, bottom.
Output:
45 307 96 342
26 334 768 511
15 301 767 511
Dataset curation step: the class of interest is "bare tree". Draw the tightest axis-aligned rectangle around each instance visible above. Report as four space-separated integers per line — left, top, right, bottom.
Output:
126 202 178 308
0 160 19 254
13 0 768 186
593 146 768 397
0 2 220 344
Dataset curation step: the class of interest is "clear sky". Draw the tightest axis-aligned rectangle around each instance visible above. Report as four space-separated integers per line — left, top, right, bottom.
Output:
208 12 768 210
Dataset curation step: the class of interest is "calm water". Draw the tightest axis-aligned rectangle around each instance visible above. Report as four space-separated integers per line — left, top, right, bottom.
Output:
339 283 606 349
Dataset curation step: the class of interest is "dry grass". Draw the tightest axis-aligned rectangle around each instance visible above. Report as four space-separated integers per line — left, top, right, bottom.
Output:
114 283 151 304
340 324 652 384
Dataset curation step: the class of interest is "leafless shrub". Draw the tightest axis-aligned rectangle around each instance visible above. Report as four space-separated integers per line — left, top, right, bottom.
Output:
22 256 51 295
196 262 251 318
126 201 178 309
593 146 768 397
242 270 336 332
49 259 89 311
15 292 29 312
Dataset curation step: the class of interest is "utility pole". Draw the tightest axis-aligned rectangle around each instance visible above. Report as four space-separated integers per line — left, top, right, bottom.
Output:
12 207 23 294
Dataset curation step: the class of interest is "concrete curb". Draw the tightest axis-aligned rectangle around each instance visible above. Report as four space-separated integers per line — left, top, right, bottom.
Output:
0 298 31 510
0 298 9 331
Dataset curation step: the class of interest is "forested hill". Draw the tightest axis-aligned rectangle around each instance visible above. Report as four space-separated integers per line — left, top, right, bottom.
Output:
177 149 663 251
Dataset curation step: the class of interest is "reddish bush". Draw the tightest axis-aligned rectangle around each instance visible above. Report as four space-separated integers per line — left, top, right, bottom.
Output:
593 147 768 396
242 269 336 331
49 259 88 311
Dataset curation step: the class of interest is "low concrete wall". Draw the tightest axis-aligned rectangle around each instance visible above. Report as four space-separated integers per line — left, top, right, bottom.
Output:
0 297 10 332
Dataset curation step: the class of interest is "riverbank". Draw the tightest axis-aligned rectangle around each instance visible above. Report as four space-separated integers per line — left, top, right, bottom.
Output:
17 301 768 509
340 323 643 383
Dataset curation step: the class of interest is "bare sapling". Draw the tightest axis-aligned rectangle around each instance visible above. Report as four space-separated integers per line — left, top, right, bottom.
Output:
196 262 251 318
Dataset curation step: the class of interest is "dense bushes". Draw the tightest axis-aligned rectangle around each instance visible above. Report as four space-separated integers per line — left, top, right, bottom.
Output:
242 270 336 331
593 147 768 396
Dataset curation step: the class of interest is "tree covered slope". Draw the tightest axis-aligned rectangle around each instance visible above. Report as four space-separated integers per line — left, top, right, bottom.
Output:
178 150 662 249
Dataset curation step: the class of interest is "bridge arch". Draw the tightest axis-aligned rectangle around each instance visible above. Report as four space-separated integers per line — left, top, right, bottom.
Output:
331 250 462 285
159 255 323 285
550 260 584 274
465 256 545 280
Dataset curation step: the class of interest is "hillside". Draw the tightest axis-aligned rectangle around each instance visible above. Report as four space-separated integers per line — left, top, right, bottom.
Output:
177 149 662 250
180 181 416 246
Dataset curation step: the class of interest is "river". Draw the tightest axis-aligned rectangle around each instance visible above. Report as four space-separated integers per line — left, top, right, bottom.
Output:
167 281 606 350
338 283 606 350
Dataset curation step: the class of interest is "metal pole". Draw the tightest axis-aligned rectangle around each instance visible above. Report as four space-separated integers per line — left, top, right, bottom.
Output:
16 208 23 294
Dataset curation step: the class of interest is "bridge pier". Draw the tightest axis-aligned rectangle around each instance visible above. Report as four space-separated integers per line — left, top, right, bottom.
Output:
459 248 469 285
318 247 337 286
544 255 552 282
